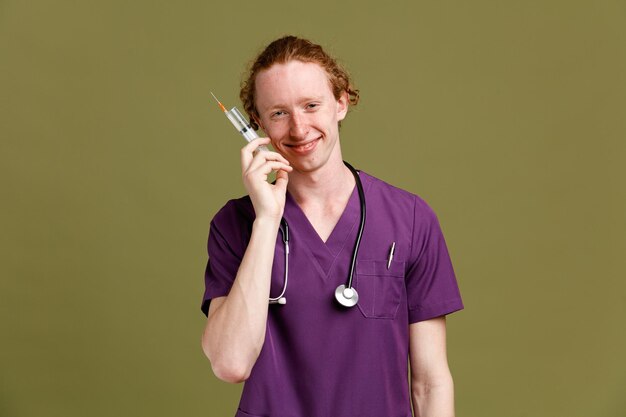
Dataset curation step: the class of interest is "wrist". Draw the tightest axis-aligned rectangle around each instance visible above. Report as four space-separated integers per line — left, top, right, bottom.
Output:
253 215 282 231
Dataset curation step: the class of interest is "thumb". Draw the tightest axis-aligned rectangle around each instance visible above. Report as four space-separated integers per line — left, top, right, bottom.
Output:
274 169 289 191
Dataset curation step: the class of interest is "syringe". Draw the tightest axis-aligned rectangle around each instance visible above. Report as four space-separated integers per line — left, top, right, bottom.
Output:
211 92 269 152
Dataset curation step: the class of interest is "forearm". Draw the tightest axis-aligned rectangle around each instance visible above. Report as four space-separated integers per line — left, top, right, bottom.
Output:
202 217 280 382
411 374 455 417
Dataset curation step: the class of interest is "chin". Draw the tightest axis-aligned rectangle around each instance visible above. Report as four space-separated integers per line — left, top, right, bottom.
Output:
292 156 329 174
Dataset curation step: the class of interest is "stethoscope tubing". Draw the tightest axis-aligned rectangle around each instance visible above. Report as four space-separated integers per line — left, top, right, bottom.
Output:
344 160 366 290
269 161 365 307
268 220 289 304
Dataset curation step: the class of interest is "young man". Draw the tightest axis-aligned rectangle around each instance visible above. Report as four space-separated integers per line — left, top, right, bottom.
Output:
201 36 464 417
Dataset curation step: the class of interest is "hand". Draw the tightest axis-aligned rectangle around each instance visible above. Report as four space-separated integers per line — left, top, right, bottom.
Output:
240 138 293 222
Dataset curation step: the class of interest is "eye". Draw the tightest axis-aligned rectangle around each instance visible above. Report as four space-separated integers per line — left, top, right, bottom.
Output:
306 102 320 110
271 110 286 118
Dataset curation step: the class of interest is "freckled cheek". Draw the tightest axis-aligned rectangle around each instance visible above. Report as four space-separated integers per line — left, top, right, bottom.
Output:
265 124 289 146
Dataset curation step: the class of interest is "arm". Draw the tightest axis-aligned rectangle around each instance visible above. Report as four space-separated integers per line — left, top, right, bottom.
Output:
409 316 456 417
201 138 292 383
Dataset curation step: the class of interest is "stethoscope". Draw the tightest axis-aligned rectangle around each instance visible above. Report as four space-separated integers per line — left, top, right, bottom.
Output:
269 161 365 308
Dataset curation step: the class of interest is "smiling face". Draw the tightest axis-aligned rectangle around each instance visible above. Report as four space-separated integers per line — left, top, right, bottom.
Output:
254 60 349 174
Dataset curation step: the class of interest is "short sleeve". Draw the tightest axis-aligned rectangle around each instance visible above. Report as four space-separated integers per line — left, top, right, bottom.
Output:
406 196 464 323
200 200 251 317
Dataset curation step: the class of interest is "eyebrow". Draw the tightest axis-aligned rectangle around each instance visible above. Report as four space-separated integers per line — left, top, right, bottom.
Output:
264 96 326 114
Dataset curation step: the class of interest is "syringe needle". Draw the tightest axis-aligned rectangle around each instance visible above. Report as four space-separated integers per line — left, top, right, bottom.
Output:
210 91 227 112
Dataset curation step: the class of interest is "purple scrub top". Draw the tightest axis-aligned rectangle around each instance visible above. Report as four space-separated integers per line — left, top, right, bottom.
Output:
202 172 463 417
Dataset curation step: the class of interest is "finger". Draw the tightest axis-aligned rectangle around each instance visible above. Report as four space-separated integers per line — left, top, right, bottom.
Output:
244 162 292 185
248 150 290 172
263 150 290 165
241 137 272 170
252 161 293 177
274 169 289 191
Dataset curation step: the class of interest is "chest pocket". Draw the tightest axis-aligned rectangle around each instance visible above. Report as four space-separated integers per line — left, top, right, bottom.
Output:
354 260 405 319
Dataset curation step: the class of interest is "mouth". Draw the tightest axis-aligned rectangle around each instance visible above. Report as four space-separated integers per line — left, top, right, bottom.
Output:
286 137 321 154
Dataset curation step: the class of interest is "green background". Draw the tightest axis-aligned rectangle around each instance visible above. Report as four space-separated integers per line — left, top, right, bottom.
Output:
1 1 625 416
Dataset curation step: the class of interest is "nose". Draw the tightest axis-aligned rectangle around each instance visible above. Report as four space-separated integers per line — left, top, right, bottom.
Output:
289 112 308 140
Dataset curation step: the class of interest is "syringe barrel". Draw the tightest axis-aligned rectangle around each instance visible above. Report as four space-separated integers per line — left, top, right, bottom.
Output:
225 106 268 152
226 107 259 142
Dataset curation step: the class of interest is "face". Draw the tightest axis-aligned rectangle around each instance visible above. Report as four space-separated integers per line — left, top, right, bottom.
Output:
254 60 348 173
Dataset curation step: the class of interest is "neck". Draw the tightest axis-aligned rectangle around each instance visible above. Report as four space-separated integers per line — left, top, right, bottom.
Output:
287 155 355 206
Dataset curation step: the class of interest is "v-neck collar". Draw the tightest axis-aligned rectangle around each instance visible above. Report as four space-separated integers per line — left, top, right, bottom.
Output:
282 171 371 279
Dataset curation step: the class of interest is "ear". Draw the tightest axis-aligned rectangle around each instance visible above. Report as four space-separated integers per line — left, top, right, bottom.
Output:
252 113 265 131
336 91 349 122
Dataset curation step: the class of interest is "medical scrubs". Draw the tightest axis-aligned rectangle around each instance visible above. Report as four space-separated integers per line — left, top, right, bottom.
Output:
201 171 463 417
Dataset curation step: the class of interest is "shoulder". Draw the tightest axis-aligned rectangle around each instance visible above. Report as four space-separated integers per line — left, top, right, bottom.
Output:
210 195 256 230
360 171 438 224
206 195 256 254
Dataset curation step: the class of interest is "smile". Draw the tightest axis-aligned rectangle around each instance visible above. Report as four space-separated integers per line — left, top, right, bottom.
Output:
287 138 320 154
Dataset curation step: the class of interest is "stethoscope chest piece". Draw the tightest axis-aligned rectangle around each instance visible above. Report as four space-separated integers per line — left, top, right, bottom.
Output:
335 284 359 307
